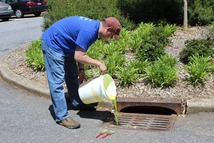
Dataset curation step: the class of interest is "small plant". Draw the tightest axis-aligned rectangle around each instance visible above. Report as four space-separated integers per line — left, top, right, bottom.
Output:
135 24 176 62
87 40 106 60
143 54 178 88
151 23 177 45
118 59 150 87
185 54 214 86
179 39 214 64
25 39 45 71
118 65 138 87
105 52 126 78
137 36 166 62
129 23 154 52
129 59 150 75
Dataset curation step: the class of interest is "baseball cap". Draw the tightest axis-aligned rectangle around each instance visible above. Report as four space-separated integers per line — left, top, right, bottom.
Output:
104 17 121 40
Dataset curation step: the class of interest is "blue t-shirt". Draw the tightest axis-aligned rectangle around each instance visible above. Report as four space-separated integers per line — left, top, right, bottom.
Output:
42 16 100 55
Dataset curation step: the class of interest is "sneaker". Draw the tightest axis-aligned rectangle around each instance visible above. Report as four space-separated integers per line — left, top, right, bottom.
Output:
57 117 80 129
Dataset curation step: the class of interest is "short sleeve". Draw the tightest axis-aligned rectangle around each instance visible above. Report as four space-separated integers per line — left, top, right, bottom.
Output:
75 30 97 51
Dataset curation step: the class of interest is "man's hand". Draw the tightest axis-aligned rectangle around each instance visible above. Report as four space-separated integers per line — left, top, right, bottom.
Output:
98 62 107 74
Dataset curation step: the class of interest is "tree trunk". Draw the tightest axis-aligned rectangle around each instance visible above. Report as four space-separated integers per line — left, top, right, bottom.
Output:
183 0 188 30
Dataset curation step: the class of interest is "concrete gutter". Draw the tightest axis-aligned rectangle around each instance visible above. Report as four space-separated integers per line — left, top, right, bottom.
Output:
1 50 214 114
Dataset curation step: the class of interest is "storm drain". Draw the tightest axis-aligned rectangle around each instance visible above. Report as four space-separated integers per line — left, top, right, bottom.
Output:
100 97 184 131
106 113 177 131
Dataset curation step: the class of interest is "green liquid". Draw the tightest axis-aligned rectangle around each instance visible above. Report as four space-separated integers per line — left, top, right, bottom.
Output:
113 99 119 125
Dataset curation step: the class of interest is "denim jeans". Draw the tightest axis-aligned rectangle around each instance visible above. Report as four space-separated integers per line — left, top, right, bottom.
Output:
42 41 84 122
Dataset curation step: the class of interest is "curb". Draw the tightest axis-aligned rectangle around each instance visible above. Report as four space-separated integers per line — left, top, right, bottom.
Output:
1 49 214 114
186 99 214 114
0 54 50 98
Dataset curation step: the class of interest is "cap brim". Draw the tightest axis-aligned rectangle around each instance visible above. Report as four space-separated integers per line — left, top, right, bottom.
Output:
114 34 120 41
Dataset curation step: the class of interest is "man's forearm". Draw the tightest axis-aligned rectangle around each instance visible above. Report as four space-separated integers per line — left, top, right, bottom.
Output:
74 46 103 68
76 54 102 68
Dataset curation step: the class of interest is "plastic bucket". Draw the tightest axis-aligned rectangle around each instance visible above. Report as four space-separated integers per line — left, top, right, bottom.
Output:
78 74 116 104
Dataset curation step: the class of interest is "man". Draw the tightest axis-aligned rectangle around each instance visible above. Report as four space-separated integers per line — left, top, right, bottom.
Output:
42 16 121 129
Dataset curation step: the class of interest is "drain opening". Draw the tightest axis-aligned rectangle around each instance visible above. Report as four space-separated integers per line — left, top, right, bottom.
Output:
120 106 177 115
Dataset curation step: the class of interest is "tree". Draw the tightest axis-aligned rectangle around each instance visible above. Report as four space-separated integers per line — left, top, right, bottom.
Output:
183 0 188 30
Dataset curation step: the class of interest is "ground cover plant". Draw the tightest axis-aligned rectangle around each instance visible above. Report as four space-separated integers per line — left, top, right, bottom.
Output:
179 39 214 64
185 55 214 86
25 39 44 71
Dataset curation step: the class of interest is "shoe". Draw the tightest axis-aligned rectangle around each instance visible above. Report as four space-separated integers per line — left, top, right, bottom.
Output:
57 117 80 129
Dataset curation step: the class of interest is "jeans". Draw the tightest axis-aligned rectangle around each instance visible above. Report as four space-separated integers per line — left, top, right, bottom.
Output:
42 41 84 122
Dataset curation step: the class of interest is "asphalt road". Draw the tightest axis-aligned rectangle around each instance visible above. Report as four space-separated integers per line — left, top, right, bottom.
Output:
0 15 43 56
0 15 214 143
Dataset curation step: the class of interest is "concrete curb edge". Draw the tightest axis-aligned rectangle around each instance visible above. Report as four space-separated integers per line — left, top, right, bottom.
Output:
0 54 50 98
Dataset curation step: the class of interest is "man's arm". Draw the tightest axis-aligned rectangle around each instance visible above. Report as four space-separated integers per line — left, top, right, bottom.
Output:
74 46 107 73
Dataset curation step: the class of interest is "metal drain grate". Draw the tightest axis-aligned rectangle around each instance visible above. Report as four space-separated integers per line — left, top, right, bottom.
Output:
106 113 177 131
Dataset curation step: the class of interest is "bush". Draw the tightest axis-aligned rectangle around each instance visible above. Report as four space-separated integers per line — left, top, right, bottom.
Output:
143 54 178 88
185 54 214 85
151 23 177 45
25 39 45 71
105 52 126 77
129 23 154 52
137 36 166 62
119 0 183 25
179 39 214 64
129 59 150 75
118 66 138 87
44 0 135 31
118 59 150 87
130 23 176 62
188 0 214 25
44 0 214 30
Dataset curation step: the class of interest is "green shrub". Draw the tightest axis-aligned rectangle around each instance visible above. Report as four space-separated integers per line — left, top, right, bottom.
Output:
179 39 214 64
185 54 214 85
119 0 183 25
129 59 150 75
25 39 45 71
118 59 150 87
105 52 126 77
151 23 177 45
118 65 138 87
143 54 178 88
87 40 105 59
137 36 166 62
44 0 135 31
188 0 214 25
129 23 154 52
134 23 176 62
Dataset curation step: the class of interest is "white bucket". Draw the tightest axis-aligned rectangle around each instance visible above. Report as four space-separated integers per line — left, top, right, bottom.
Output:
78 74 116 104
